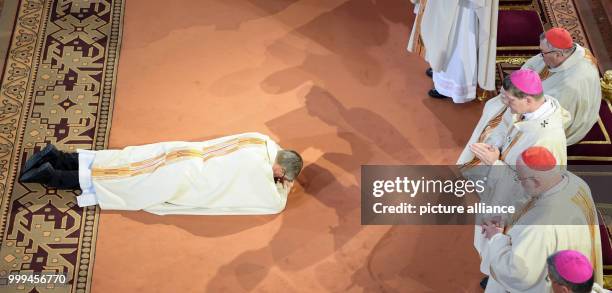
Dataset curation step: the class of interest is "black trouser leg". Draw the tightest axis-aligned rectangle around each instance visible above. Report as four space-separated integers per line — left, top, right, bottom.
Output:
47 169 80 189
55 152 79 170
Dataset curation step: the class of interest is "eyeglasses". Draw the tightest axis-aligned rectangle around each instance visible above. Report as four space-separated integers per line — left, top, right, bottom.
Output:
540 50 557 57
514 174 535 183
512 168 535 183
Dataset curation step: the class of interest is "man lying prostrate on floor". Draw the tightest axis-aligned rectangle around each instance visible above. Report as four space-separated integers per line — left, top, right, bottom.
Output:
19 132 303 215
547 250 610 293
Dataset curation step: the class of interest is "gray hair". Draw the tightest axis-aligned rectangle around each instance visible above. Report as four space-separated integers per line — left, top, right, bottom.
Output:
539 32 576 56
546 252 594 293
275 150 303 181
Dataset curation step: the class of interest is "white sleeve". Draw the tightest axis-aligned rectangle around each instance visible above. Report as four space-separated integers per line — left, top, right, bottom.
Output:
485 225 552 291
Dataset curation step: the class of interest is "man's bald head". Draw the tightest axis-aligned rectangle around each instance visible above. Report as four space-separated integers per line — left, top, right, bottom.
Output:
516 147 563 196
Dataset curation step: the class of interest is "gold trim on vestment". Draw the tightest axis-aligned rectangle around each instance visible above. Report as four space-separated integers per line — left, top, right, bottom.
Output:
479 107 509 143
92 137 267 179
571 188 600 277
500 132 523 162
409 0 427 58
461 106 509 169
584 48 599 68
499 187 601 283
539 67 553 81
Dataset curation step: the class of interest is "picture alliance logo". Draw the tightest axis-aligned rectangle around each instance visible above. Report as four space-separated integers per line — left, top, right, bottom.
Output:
371 202 516 215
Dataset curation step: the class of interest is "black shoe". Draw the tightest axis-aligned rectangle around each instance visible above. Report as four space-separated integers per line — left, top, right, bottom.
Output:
22 144 59 175
428 89 450 99
22 144 79 174
425 67 433 78
480 276 489 290
55 152 79 171
20 162 80 189
20 162 54 183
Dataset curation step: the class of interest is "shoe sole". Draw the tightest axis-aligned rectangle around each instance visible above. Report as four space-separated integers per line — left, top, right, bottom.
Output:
20 162 54 183
22 145 56 175
428 90 450 99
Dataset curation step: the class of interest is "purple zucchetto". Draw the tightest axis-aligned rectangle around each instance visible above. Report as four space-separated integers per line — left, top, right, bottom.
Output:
552 250 594 284
510 69 543 96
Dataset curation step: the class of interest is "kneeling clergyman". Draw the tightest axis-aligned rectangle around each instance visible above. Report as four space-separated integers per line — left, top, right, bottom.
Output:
19 132 303 215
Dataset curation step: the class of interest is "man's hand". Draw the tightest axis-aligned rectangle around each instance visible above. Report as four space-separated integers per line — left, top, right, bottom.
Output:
470 143 501 165
481 219 504 240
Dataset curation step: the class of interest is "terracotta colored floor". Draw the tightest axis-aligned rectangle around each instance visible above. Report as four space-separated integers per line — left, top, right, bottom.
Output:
92 0 485 292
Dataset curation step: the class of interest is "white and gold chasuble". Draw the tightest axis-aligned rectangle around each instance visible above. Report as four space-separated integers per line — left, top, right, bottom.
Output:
522 44 602 145
481 172 603 292
76 133 290 215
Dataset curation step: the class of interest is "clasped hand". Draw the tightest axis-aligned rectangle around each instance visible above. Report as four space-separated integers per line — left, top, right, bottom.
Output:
481 216 504 239
469 143 500 165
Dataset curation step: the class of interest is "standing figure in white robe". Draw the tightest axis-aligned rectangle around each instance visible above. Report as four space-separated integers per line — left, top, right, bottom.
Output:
460 69 569 169
480 147 603 292
460 70 571 286
409 0 499 103
19 132 303 215
522 27 602 145
547 250 609 293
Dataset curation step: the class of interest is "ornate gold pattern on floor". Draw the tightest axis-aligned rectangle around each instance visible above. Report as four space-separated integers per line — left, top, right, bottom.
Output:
0 0 123 292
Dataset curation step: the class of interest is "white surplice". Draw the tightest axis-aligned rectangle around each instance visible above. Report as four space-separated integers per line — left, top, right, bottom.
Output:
419 0 499 103
76 132 290 215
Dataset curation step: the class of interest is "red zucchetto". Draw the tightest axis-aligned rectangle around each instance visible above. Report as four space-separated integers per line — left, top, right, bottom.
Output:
545 27 573 49
520 146 557 171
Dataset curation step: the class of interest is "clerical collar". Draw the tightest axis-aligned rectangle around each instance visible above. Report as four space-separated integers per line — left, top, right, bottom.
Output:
521 97 554 121
549 45 582 73
538 173 568 200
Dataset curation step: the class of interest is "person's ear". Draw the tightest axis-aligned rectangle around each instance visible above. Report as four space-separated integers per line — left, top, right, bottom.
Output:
530 177 543 190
